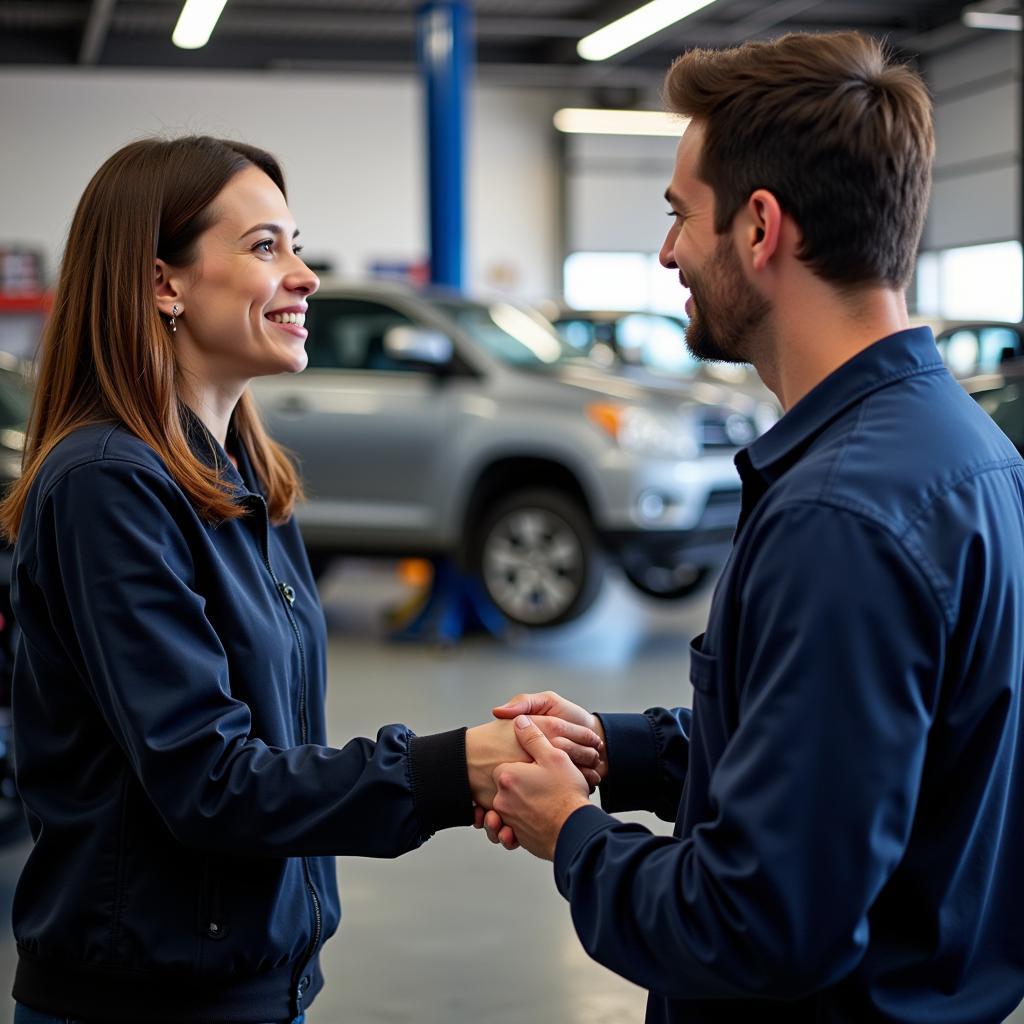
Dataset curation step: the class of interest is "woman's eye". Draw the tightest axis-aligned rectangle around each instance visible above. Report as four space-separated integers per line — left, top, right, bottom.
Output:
293 244 304 256
253 239 274 253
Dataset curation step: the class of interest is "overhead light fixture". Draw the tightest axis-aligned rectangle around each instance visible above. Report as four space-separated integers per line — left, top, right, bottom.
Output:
578 0 719 61
554 108 690 137
172 0 230 49
961 2 1022 30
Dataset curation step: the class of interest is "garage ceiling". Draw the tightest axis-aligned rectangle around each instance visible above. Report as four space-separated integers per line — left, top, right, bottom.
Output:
0 0 998 88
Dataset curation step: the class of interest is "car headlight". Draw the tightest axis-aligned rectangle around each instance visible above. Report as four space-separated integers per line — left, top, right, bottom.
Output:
587 402 699 460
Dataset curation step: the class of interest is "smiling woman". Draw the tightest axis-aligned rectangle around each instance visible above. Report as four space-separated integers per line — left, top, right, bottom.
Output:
0 136 604 1024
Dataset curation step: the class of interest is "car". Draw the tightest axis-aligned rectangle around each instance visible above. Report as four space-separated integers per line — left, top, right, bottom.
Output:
960 356 1024 456
934 321 1024 378
250 280 755 628
547 305 779 427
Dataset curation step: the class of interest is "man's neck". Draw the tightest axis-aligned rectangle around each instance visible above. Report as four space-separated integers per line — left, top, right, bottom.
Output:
756 282 910 411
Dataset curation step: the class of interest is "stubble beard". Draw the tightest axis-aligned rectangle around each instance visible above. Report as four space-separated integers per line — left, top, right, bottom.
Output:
684 235 771 365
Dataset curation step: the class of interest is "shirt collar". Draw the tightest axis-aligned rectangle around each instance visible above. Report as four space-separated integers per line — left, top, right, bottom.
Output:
740 327 944 482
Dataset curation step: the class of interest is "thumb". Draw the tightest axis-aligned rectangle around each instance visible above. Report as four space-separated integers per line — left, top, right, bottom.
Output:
513 715 557 763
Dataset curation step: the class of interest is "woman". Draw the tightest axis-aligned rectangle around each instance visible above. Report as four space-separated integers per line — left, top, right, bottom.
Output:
0 136 602 1024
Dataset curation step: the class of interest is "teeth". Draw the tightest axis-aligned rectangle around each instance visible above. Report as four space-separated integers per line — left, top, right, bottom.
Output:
267 312 305 326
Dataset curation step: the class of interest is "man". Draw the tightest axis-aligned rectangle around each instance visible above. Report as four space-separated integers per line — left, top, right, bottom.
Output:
483 31 1024 1024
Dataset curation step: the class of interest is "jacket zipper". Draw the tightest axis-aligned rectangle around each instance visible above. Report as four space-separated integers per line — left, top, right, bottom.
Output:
250 496 323 1006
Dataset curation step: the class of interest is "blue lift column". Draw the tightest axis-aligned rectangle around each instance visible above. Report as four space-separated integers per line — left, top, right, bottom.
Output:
390 3 504 644
418 0 471 289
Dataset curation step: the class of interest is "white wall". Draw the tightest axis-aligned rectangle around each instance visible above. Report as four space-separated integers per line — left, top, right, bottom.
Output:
0 68 562 300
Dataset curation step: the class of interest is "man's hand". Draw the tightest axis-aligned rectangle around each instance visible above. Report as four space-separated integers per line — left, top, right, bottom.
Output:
465 717 601 810
492 691 608 783
489 715 591 860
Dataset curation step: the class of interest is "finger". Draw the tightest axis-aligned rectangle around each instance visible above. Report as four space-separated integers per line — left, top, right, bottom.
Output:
538 717 602 751
512 715 561 764
499 825 519 850
550 736 600 768
492 693 547 719
582 768 601 790
473 805 486 829
483 809 504 833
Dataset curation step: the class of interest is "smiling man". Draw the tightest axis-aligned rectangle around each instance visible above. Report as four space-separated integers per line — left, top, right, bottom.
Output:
484 31 1024 1024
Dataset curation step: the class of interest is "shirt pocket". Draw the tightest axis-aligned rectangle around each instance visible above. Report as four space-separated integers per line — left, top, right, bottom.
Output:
688 632 719 695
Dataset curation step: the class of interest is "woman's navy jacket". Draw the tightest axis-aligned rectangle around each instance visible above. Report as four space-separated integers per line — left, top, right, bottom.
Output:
9 418 471 1023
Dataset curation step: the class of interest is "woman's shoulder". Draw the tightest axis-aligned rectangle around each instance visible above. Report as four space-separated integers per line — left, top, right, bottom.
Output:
34 422 171 499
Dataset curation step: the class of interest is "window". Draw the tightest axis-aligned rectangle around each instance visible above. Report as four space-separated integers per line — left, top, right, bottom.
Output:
916 241 1023 323
304 298 417 372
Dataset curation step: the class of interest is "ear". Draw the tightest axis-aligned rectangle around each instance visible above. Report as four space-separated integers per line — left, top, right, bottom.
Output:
741 189 784 273
154 258 186 318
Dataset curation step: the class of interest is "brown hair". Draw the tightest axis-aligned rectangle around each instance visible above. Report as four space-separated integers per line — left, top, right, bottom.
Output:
1 135 304 540
663 31 934 289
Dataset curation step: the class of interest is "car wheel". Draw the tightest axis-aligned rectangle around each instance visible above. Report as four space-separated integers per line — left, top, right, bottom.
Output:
473 489 604 628
623 562 710 601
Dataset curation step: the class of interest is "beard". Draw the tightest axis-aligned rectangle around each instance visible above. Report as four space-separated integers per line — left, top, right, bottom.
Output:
684 235 770 364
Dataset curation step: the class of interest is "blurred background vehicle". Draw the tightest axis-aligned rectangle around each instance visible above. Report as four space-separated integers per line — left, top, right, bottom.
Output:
251 281 754 627
546 304 780 432
960 357 1024 456
934 321 1024 378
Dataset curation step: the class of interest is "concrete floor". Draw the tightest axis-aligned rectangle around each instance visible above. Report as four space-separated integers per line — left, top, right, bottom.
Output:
0 562 1021 1023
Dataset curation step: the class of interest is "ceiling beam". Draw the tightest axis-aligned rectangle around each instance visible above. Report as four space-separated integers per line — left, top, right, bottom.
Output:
79 0 117 64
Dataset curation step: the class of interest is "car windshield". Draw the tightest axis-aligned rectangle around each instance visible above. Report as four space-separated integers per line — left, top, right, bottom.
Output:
436 301 582 368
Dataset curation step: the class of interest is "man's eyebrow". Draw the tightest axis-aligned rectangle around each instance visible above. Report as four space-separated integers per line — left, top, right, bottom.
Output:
664 189 689 214
239 223 301 240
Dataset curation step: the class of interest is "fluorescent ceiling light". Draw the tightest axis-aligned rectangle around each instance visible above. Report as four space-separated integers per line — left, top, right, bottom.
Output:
962 10 1022 29
172 0 230 49
578 0 719 61
554 108 690 137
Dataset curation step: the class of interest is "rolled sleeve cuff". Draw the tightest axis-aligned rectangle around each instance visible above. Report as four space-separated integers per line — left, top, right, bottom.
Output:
409 727 474 835
595 711 660 813
553 803 619 899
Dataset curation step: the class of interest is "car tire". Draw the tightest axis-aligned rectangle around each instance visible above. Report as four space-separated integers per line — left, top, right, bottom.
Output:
623 562 710 601
472 489 604 628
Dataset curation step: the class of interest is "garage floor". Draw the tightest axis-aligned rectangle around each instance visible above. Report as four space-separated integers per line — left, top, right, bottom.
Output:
0 563 1020 1024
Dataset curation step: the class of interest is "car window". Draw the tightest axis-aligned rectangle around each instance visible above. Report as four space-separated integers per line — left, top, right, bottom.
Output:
304 298 419 372
437 301 578 367
616 313 699 375
939 326 1022 376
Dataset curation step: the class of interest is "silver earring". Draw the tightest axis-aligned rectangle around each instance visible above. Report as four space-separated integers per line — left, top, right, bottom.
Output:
169 304 178 333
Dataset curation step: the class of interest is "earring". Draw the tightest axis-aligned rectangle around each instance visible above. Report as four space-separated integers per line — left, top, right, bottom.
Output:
169 304 178 333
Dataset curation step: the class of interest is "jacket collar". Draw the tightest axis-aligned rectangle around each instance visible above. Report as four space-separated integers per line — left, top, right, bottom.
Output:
737 327 944 486
179 403 259 498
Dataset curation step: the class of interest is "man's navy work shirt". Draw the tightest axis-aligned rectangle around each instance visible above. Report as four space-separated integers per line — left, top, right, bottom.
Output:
554 328 1024 1024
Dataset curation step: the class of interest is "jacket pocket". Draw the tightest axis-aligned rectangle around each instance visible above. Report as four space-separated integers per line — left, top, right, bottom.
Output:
688 632 718 694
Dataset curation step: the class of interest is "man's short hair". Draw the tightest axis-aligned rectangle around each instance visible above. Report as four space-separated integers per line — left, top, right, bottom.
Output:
664 32 934 289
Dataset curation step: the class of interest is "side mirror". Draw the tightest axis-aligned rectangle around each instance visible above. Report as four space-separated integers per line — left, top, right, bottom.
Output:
383 326 453 366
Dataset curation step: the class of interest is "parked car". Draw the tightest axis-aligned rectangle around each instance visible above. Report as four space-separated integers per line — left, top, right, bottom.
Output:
960 357 1024 455
548 305 779 428
250 281 753 628
0 356 31 843
934 321 1024 378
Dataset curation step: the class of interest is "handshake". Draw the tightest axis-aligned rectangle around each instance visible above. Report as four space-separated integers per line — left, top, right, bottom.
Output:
464 691 607 862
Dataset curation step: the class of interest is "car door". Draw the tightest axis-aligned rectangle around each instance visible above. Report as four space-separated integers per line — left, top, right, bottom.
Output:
251 295 455 551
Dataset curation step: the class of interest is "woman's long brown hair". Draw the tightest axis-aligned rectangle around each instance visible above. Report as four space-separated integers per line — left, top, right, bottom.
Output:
0 136 304 541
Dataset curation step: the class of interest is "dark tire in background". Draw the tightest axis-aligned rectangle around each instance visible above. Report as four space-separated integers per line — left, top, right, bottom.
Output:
472 489 604 628
622 562 710 601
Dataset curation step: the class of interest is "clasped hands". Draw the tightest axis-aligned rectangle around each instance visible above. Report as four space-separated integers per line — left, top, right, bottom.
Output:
465 691 605 861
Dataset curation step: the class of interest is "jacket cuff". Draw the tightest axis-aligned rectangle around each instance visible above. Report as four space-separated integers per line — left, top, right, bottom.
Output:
595 712 661 813
409 727 474 835
553 803 619 899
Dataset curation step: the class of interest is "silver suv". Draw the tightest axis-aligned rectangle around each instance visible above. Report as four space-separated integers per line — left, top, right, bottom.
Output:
250 280 749 628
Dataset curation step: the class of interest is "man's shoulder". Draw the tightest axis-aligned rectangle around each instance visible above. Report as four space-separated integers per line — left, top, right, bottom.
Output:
780 369 1022 533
